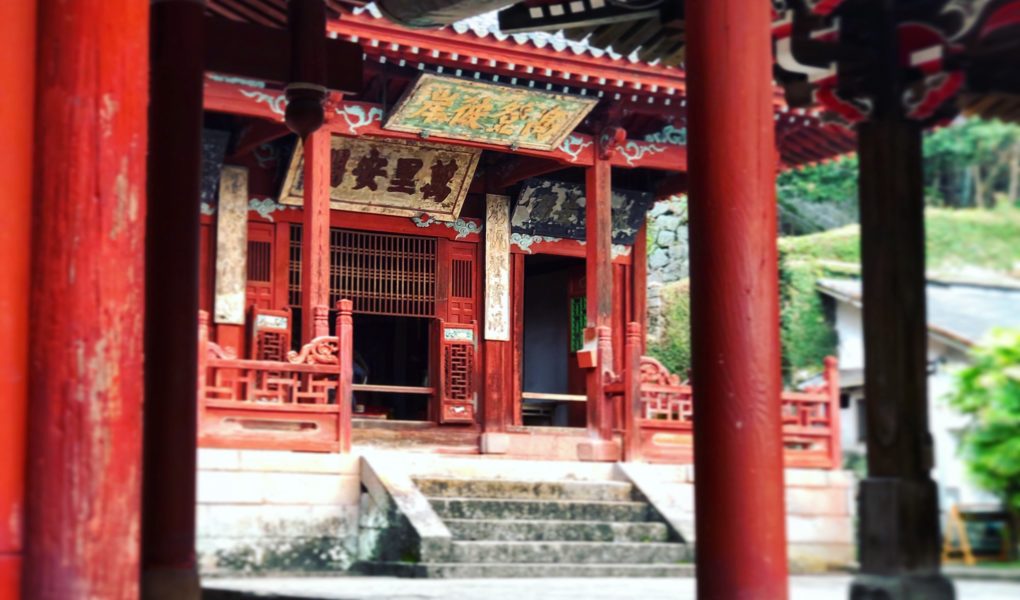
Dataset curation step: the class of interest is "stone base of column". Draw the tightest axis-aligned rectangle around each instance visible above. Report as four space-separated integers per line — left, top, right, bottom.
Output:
480 432 509 454
577 439 620 462
141 566 201 600
849 574 955 600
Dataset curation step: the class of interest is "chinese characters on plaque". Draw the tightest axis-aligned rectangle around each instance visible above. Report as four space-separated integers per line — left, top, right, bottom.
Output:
280 135 481 221
384 74 597 151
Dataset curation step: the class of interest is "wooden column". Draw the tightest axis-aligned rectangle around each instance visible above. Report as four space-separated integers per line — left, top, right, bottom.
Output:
0 2 36 597
24 0 149 597
632 222 648 354
301 130 332 343
850 8 952 596
686 0 788 597
579 157 617 460
142 1 205 598
482 195 512 452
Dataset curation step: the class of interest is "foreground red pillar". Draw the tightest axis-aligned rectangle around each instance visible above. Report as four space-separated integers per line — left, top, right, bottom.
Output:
24 0 149 598
302 130 332 343
686 0 788 597
0 2 36 598
142 1 205 598
579 156 617 460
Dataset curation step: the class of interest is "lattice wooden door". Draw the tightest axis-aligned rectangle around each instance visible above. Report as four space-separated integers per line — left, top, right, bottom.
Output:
436 320 478 423
246 223 274 310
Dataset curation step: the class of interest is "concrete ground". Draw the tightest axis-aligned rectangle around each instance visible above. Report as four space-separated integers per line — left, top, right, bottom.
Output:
204 575 1020 599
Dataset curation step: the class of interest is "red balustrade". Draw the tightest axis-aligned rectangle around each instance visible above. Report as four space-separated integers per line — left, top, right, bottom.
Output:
620 323 842 469
197 300 354 452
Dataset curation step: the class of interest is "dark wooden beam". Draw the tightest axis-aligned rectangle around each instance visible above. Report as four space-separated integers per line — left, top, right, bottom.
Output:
230 120 291 159
205 15 362 93
492 156 569 189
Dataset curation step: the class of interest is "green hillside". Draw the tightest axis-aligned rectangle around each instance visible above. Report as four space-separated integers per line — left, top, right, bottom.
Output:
649 207 1020 382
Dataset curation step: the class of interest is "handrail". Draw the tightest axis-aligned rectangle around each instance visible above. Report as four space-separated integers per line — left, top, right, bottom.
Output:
197 300 354 453
619 320 842 469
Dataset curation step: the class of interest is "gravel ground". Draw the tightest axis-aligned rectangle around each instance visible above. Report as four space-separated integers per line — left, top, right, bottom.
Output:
205 574 1020 599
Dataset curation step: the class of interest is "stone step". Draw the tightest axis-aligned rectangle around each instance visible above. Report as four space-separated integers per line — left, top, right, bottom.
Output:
414 477 635 502
358 561 695 578
428 497 650 522
448 540 691 564
445 518 669 542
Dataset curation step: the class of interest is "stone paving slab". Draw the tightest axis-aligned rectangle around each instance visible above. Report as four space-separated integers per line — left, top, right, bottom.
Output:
204 575 1020 600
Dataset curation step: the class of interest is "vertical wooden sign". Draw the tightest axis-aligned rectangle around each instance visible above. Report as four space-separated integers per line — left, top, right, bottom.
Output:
485 194 510 341
214 166 249 324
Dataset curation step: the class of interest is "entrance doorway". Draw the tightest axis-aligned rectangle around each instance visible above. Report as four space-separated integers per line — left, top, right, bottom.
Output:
351 314 431 421
521 254 587 427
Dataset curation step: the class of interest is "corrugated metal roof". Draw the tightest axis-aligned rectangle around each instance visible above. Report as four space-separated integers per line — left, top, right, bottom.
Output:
818 278 1020 346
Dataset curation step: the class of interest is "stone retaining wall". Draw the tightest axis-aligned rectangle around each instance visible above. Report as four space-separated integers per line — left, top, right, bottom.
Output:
646 198 689 340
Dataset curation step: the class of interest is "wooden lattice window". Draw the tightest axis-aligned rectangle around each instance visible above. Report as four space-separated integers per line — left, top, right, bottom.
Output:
451 259 472 299
247 241 272 282
330 229 436 317
288 224 302 307
444 343 473 400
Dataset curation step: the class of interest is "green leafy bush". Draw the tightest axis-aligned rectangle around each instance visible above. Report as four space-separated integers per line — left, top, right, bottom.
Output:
648 280 691 378
949 330 1020 534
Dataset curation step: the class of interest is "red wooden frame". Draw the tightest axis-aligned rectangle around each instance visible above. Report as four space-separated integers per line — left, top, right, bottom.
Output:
198 302 354 453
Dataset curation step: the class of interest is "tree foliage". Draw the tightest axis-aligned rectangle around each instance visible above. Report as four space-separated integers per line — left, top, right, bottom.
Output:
775 118 1020 235
949 329 1020 514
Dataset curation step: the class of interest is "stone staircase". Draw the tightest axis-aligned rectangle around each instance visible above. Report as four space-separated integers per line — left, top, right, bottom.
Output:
359 475 693 578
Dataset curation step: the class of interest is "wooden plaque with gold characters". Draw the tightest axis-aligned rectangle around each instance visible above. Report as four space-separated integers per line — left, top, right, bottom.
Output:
280 135 481 221
384 73 597 151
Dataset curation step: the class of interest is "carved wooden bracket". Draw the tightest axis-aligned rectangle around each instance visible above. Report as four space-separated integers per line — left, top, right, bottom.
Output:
597 126 627 160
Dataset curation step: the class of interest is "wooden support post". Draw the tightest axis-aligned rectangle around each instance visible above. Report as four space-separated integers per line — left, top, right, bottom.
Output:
301 130 332 344
143 1 205 597
850 57 954 600
686 0 788 597
0 2 36 597
632 222 648 354
579 157 617 461
623 322 643 462
24 0 149 597
336 300 353 452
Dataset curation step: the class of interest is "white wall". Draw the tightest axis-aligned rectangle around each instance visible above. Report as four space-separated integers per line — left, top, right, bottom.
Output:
832 302 997 509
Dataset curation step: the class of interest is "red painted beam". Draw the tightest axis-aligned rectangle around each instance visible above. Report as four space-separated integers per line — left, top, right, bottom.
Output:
329 11 689 97
0 2 35 598
25 0 149 598
143 1 205 598
301 130 332 343
686 0 789 597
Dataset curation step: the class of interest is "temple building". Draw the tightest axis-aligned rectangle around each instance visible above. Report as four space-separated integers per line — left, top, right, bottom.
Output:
3 0 1018 598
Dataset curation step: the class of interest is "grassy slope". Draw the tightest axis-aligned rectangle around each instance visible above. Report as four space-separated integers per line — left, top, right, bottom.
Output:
650 207 1020 382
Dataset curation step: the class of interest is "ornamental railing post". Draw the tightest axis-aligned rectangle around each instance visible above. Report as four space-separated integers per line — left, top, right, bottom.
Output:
336 300 354 452
623 322 643 462
824 356 841 469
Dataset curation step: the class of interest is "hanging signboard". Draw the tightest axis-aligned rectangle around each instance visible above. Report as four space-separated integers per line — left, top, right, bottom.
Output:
511 179 655 245
280 135 481 221
384 73 598 151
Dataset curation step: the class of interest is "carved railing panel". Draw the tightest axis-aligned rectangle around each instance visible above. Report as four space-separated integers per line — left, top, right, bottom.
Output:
197 302 354 453
629 349 841 469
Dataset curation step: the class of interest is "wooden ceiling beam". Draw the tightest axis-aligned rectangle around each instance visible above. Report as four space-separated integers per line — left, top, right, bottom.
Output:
205 15 362 93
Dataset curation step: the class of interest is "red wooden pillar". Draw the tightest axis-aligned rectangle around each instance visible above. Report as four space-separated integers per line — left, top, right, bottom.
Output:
0 2 36 598
686 0 788 597
142 1 205 598
632 222 648 354
579 157 617 460
24 0 149 598
302 130 332 343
